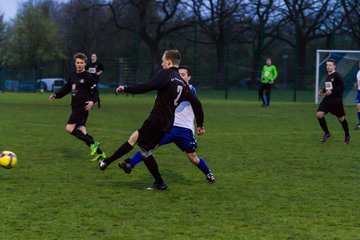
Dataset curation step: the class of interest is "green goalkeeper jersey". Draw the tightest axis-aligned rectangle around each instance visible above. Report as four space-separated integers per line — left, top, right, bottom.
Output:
261 65 278 84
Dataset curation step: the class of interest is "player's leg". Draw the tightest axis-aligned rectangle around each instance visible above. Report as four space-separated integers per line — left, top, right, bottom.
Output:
67 110 92 145
317 102 331 142
355 95 360 129
316 111 331 141
136 122 166 188
95 87 101 108
172 126 215 183
80 127 106 161
143 154 167 190
67 122 94 147
68 109 104 158
356 104 360 129
265 84 271 107
186 152 215 183
332 100 350 144
258 84 266 107
99 130 137 170
119 132 173 173
338 116 350 144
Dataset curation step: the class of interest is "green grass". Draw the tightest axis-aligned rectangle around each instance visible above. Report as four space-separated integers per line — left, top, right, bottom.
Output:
0 92 360 239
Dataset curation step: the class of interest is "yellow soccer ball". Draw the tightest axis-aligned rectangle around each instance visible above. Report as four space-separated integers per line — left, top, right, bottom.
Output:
0 151 17 169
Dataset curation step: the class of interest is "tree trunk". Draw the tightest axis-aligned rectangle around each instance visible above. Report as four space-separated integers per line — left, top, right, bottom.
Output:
250 49 261 89
296 43 307 89
216 40 225 88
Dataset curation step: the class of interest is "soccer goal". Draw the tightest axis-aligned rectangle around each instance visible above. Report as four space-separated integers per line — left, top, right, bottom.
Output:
315 49 360 105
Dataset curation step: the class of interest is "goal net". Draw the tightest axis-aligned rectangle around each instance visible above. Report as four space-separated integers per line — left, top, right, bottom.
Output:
315 50 360 105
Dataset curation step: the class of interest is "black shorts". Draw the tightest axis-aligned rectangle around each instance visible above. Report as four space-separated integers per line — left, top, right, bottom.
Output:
317 98 345 117
137 119 165 151
67 108 89 126
259 83 271 94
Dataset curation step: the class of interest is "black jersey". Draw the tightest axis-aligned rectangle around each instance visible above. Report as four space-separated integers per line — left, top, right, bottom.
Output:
322 72 345 101
55 71 98 110
124 67 204 132
86 61 104 83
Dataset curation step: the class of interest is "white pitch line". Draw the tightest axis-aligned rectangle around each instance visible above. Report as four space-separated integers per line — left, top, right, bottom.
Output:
23 122 132 133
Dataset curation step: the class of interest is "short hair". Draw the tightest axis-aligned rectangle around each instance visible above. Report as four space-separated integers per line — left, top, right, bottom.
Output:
178 65 192 76
327 58 336 65
266 57 272 61
163 49 181 66
73 52 87 62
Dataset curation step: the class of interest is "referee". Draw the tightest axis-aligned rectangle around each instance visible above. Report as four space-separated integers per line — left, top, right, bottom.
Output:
99 50 205 190
316 58 350 144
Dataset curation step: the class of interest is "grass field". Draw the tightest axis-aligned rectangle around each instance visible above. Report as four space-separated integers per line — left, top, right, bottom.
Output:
0 91 359 240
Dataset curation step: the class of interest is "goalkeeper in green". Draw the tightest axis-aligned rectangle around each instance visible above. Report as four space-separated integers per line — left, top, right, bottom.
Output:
259 57 278 107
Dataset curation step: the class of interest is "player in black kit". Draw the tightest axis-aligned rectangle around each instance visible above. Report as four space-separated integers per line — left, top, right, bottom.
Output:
99 50 205 190
317 59 350 144
86 53 104 108
49 53 106 160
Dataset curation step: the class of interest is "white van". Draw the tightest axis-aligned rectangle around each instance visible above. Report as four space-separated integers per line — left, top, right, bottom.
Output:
36 78 66 92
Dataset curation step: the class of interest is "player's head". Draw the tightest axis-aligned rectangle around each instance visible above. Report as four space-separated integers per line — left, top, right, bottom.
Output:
326 58 336 73
266 57 272 66
161 50 181 69
91 53 97 63
178 65 192 84
73 52 87 73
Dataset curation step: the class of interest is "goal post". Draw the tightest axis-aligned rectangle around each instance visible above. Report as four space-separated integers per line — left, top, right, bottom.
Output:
315 49 360 105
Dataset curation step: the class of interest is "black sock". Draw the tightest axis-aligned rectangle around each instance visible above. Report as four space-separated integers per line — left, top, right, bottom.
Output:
266 94 270 106
98 97 101 108
104 141 133 165
143 155 164 184
340 119 350 137
318 117 329 134
87 134 103 154
71 129 94 146
96 148 103 154
87 134 94 142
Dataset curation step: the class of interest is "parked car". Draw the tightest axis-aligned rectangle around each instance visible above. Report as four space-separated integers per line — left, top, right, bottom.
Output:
36 78 66 92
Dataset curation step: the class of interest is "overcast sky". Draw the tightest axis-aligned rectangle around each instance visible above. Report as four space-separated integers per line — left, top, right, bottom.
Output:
0 0 22 21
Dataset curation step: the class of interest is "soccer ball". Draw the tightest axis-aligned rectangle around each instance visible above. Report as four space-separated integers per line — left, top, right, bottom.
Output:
0 151 17 169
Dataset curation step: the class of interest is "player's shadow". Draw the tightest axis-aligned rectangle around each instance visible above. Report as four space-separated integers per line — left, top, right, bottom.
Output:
60 148 83 159
100 168 191 190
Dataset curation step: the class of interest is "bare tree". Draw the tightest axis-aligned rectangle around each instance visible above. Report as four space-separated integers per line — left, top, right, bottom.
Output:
277 0 340 88
192 0 245 87
58 0 110 57
341 0 360 48
93 0 193 74
247 0 285 88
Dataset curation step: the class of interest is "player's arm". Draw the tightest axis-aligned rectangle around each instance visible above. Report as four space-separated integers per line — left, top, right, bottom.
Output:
272 66 278 82
117 70 166 94
88 74 98 103
319 82 326 95
185 90 204 129
331 76 345 94
97 63 104 75
49 78 71 100
355 73 360 88
85 75 98 110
